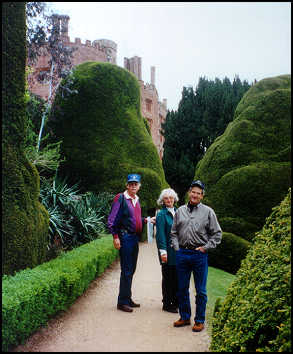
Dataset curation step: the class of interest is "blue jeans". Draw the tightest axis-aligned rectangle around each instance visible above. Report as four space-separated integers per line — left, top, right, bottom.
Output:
176 248 208 323
117 233 139 305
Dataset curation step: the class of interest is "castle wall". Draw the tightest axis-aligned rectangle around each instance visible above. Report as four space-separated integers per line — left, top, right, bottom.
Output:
70 40 108 66
28 37 114 100
28 15 166 158
133 62 167 159
139 81 166 159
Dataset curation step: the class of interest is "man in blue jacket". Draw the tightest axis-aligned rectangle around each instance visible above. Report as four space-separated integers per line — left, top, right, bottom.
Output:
108 173 154 312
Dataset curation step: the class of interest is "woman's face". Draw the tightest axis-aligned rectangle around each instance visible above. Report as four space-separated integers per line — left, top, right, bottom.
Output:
163 195 175 208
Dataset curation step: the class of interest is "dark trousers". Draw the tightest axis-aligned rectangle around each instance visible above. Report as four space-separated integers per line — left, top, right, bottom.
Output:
117 233 139 305
176 248 208 323
161 263 178 308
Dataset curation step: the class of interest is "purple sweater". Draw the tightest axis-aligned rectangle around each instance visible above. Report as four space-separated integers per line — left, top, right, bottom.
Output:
107 193 145 239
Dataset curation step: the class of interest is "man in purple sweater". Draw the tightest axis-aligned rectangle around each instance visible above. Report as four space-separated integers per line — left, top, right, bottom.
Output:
108 174 154 312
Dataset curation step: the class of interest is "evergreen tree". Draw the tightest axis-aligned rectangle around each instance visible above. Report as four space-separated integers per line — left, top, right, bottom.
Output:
2 2 49 275
162 76 252 200
162 87 206 202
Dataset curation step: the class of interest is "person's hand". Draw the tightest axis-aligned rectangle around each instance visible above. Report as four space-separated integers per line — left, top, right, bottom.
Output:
161 254 167 263
113 238 121 250
196 246 206 253
149 216 156 224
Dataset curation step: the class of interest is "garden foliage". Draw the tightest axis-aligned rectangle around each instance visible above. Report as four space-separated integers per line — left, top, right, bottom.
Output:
194 75 291 240
162 76 251 201
2 2 49 275
2 235 118 352
39 176 114 255
46 62 168 214
210 189 291 352
208 232 251 274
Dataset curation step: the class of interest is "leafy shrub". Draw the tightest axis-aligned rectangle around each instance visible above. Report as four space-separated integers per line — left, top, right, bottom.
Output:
25 92 46 147
2 235 118 352
2 2 49 275
68 196 106 244
47 62 168 215
194 75 291 239
24 92 65 178
82 191 114 225
208 232 251 274
40 175 114 252
210 189 291 352
213 297 223 317
142 115 151 135
218 217 258 241
25 140 65 176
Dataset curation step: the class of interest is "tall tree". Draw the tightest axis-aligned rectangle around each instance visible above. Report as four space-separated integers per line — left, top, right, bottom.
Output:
26 3 77 150
2 2 49 275
162 76 252 201
162 87 206 202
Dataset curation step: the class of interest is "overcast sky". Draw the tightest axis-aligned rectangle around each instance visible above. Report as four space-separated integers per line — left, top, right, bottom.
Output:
48 2 291 111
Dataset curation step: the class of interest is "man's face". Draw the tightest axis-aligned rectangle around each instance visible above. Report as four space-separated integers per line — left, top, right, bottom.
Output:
126 182 140 196
188 186 204 205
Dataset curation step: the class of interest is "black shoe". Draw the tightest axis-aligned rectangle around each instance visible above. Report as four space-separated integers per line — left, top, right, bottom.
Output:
117 304 133 312
162 305 178 313
129 299 140 308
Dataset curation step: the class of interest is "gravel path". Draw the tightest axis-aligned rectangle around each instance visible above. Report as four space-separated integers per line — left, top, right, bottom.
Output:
11 240 211 352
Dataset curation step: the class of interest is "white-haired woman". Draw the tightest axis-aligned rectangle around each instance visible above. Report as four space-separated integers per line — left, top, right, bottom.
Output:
155 188 179 313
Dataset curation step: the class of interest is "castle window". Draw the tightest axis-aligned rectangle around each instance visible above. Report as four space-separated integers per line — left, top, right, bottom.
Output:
146 99 152 112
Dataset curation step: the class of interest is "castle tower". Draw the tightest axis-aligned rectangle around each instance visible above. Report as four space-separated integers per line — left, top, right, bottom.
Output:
51 14 70 42
93 39 117 64
51 13 60 38
124 56 167 159
124 56 142 81
60 15 70 42
28 16 167 158
151 66 155 86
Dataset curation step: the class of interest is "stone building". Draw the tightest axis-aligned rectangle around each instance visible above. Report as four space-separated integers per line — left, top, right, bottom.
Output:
124 57 167 159
28 14 167 158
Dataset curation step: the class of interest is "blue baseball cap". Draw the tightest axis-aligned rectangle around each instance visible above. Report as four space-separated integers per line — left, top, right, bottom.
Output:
127 174 141 183
190 180 205 190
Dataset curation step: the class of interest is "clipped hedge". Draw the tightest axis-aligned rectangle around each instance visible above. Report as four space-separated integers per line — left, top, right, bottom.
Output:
218 217 258 242
194 75 291 238
208 232 251 274
2 235 118 351
2 2 49 275
47 62 168 214
210 189 291 352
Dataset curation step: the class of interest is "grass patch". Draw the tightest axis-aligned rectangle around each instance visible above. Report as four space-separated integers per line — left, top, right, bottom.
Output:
206 266 235 335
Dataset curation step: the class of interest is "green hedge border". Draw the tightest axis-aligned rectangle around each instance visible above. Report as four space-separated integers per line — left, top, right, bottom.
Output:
2 235 118 351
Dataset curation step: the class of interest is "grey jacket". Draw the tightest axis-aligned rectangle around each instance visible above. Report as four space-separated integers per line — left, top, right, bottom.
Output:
170 203 222 252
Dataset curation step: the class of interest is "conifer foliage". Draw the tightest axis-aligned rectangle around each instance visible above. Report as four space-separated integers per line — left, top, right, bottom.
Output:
162 76 251 201
2 2 49 275
210 189 291 352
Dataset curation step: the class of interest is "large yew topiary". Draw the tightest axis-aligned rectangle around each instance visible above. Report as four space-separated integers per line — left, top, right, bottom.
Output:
194 75 291 239
210 189 291 352
2 3 49 275
47 62 168 213
208 232 251 274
